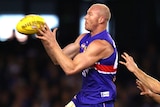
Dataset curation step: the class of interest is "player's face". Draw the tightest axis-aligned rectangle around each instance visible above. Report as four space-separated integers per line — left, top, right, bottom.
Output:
84 6 100 32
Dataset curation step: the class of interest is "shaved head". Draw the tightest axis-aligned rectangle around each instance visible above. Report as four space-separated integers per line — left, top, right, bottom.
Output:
84 3 111 35
90 3 111 21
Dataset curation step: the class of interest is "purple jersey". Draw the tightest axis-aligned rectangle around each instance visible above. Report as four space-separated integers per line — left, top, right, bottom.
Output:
75 30 118 104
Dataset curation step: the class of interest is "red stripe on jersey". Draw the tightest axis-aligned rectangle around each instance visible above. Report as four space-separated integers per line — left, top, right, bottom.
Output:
94 64 117 72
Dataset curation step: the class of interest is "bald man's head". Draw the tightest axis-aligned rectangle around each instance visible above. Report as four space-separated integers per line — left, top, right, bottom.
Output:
90 3 111 21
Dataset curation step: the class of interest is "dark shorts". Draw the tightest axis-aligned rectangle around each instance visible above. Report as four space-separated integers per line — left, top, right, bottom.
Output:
72 98 114 107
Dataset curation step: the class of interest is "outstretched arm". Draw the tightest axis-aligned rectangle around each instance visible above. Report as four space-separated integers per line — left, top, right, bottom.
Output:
36 24 114 75
119 52 160 94
136 79 160 103
36 24 82 65
42 40 80 65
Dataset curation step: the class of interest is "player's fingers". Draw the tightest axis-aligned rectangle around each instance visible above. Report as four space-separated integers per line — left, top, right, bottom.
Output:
44 23 50 30
124 52 131 57
123 52 128 57
123 53 135 63
140 92 146 95
52 28 58 36
137 83 143 90
121 52 130 58
136 79 140 83
121 54 126 60
37 28 45 35
119 61 126 65
123 52 132 60
137 86 142 91
136 79 143 85
53 28 58 33
36 23 47 33
136 80 146 91
136 79 142 87
35 35 45 40
40 25 47 33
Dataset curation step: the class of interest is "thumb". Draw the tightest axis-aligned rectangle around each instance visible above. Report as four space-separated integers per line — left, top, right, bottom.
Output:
140 92 144 95
52 28 58 34
140 92 148 96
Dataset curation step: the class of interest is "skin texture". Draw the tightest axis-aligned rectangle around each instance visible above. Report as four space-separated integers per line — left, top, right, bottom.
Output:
136 79 160 103
119 52 160 103
36 3 114 75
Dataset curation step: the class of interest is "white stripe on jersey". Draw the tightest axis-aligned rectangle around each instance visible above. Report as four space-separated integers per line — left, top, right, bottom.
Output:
97 70 117 74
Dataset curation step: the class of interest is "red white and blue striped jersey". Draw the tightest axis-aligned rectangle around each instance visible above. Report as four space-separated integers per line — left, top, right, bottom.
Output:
76 30 118 104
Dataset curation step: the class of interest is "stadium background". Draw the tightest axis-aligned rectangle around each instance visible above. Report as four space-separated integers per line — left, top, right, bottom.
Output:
0 0 160 107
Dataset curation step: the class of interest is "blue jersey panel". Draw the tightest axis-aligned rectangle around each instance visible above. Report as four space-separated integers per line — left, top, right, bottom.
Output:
76 30 118 104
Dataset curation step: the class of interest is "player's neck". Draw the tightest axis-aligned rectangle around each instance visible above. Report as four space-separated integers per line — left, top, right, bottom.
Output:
90 28 106 36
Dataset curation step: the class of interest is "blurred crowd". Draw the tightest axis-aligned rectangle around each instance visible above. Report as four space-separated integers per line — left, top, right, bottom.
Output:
0 38 160 107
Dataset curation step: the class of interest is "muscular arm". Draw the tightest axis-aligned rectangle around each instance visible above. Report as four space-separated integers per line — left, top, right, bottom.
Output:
43 42 80 65
39 26 83 65
36 25 114 75
47 36 113 75
119 52 160 94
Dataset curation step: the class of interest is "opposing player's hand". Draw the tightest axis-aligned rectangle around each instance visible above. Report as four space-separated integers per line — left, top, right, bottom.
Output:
119 52 138 73
136 79 153 97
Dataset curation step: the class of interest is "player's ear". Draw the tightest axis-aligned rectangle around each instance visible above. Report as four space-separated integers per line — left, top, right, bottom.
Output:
98 16 105 24
98 17 104 23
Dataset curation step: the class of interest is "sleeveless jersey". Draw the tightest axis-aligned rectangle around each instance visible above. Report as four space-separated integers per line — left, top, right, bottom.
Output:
76 30 118 104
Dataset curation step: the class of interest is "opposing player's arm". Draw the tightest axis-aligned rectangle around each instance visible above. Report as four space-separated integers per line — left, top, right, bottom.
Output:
150 93 160 103
119 52 160 94
134 68 160 94
136 79 160 103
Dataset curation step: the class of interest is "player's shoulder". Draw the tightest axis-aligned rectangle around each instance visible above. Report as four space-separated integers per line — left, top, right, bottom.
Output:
92 39 110 46
79 33 88 39
75 33 88 43
89 39 112 52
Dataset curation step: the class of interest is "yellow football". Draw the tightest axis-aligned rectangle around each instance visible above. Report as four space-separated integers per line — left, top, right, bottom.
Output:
16 14 45 35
